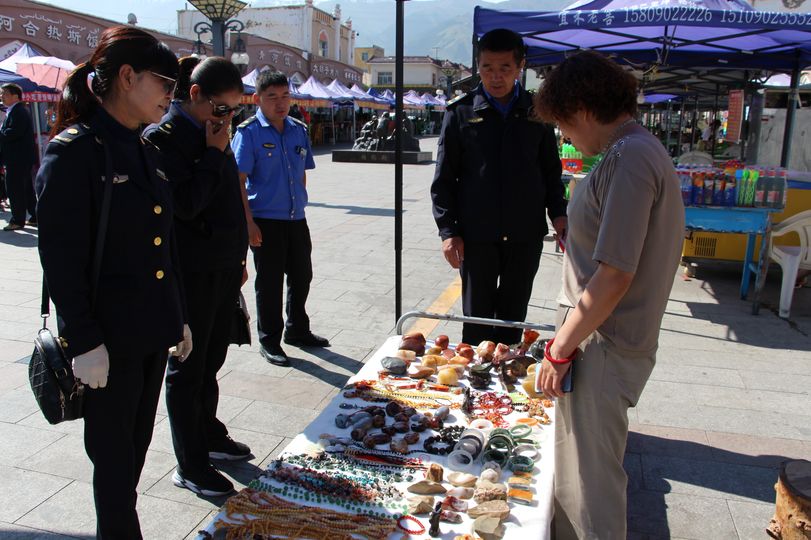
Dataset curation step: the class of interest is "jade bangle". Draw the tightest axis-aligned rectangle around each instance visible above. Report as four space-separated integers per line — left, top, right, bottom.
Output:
508 455 535 473
483 448 510 467
509 424 533 439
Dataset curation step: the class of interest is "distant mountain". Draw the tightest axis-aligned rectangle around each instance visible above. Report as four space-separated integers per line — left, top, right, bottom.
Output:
315 0 573 66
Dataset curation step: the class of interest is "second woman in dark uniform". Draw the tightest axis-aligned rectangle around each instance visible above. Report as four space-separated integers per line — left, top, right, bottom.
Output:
143 57 250 496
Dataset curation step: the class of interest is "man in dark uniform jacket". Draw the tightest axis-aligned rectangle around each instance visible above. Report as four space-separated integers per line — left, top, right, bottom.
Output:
0 83 37 230
431 29 567 346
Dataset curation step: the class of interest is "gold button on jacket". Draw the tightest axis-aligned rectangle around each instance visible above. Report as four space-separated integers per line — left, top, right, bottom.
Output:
156 270 165 280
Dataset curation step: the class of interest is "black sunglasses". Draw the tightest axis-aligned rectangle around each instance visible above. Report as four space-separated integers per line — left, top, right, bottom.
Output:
208 99 243 118
148 71 177 95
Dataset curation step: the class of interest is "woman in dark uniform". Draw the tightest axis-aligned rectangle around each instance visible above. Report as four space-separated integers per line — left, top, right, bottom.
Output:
36 27 188 539
143 57 249 496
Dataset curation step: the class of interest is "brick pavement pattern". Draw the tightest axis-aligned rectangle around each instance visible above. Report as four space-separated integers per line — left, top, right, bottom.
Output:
0 136 808 539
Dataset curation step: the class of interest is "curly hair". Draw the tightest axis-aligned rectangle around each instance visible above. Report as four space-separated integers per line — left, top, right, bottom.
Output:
534 50 638 125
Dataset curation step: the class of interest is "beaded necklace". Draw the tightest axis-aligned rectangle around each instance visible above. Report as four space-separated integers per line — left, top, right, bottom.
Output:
217 488 398 540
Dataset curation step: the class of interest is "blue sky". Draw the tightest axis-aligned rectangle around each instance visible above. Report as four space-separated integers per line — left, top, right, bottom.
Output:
36 0 510 35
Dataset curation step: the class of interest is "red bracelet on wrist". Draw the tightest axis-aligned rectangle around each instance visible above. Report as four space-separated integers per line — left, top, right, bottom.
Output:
544 338 576 365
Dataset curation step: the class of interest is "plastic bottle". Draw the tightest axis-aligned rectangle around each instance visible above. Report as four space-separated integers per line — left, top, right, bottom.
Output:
692 171 705 206
724 172 736 207
712 171 726 206
771 169 787 209
755 168 773 208
745 168 759 207
703 170 715 205
680 169 692 206
735 169 745 206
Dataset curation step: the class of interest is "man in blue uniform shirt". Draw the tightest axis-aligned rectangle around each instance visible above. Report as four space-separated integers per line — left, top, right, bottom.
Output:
232 70 329 366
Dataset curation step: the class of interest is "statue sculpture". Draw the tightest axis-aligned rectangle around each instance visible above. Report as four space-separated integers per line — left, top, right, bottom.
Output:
352 111 422 152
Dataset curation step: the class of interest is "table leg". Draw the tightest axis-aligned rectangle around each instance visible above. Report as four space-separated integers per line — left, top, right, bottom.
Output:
741 233 756 299
751 225 773 315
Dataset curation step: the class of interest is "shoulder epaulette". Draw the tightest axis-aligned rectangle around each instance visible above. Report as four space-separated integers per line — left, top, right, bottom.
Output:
157 120 174 136
238 116 258 130
288 116 309 131
447 92 468 107
51 123 96 146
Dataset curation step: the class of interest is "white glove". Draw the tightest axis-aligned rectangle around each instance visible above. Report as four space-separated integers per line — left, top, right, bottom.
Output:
170 324 193 361
72 344 110 389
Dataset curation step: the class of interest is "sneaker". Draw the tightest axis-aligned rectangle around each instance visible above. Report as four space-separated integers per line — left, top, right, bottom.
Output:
283 332 330 348
172 466 234 497
209 435 252 461
2 222 22 231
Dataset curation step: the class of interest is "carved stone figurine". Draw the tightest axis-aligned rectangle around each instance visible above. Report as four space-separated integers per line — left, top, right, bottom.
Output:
429 501 442 537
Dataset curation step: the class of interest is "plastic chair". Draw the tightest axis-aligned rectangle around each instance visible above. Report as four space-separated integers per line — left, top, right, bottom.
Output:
768 209 811 318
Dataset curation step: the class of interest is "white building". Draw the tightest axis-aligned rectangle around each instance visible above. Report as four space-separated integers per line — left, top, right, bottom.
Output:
366 55 470 94
177 1 356 66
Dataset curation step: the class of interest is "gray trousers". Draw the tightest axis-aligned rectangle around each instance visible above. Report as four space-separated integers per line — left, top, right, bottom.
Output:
553 306 655 540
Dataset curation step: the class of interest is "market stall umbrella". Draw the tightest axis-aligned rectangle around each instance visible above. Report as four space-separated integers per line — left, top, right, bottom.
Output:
15 56 76 90
473 0 811 165
0 43 46 73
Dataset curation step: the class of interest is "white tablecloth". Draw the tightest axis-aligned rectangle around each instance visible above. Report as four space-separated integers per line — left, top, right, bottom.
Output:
200 335 555 539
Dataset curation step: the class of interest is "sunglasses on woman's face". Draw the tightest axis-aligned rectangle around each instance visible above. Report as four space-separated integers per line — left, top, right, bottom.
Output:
148 71 177 95
208 99 243 118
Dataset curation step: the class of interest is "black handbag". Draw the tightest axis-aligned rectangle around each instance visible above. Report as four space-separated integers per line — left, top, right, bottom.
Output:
29 141 114 424
229 292 252 346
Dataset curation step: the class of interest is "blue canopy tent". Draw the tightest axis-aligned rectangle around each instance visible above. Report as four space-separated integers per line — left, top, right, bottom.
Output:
473 0 811 165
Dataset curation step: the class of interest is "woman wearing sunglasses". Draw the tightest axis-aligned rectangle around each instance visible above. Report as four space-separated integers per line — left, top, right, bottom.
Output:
36 27 188 538
143 56 249 496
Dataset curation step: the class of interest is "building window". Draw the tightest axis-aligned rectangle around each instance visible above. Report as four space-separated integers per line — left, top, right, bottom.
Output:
361 52 369 61
378 71 393 85
319 31 328 57
432 73 436 86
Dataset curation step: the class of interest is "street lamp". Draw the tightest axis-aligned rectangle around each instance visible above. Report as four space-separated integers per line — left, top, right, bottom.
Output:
191 35 208 60
188 0 248 58
440 60 458 101
230 30 249 74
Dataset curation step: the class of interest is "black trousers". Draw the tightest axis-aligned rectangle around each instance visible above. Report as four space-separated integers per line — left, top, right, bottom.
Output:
252 218 313 348
83 351 167 540
165 267 242 474
460 240 542 346
4 164 36 224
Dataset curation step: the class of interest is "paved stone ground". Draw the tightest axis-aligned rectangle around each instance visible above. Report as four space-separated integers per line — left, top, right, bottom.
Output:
0 136 808 539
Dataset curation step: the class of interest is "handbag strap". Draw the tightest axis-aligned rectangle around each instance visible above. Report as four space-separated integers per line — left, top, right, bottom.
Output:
40 138 115 329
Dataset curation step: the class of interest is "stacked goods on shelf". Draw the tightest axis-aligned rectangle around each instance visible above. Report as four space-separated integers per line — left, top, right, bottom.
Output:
677 162 788 210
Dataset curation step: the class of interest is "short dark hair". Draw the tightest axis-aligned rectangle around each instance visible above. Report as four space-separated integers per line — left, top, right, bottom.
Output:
1 83 23 99
256 71 288 93
478 29 526 65
534 50 637 125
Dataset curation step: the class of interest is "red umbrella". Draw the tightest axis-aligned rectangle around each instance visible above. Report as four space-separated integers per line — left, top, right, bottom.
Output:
15 56 76 90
